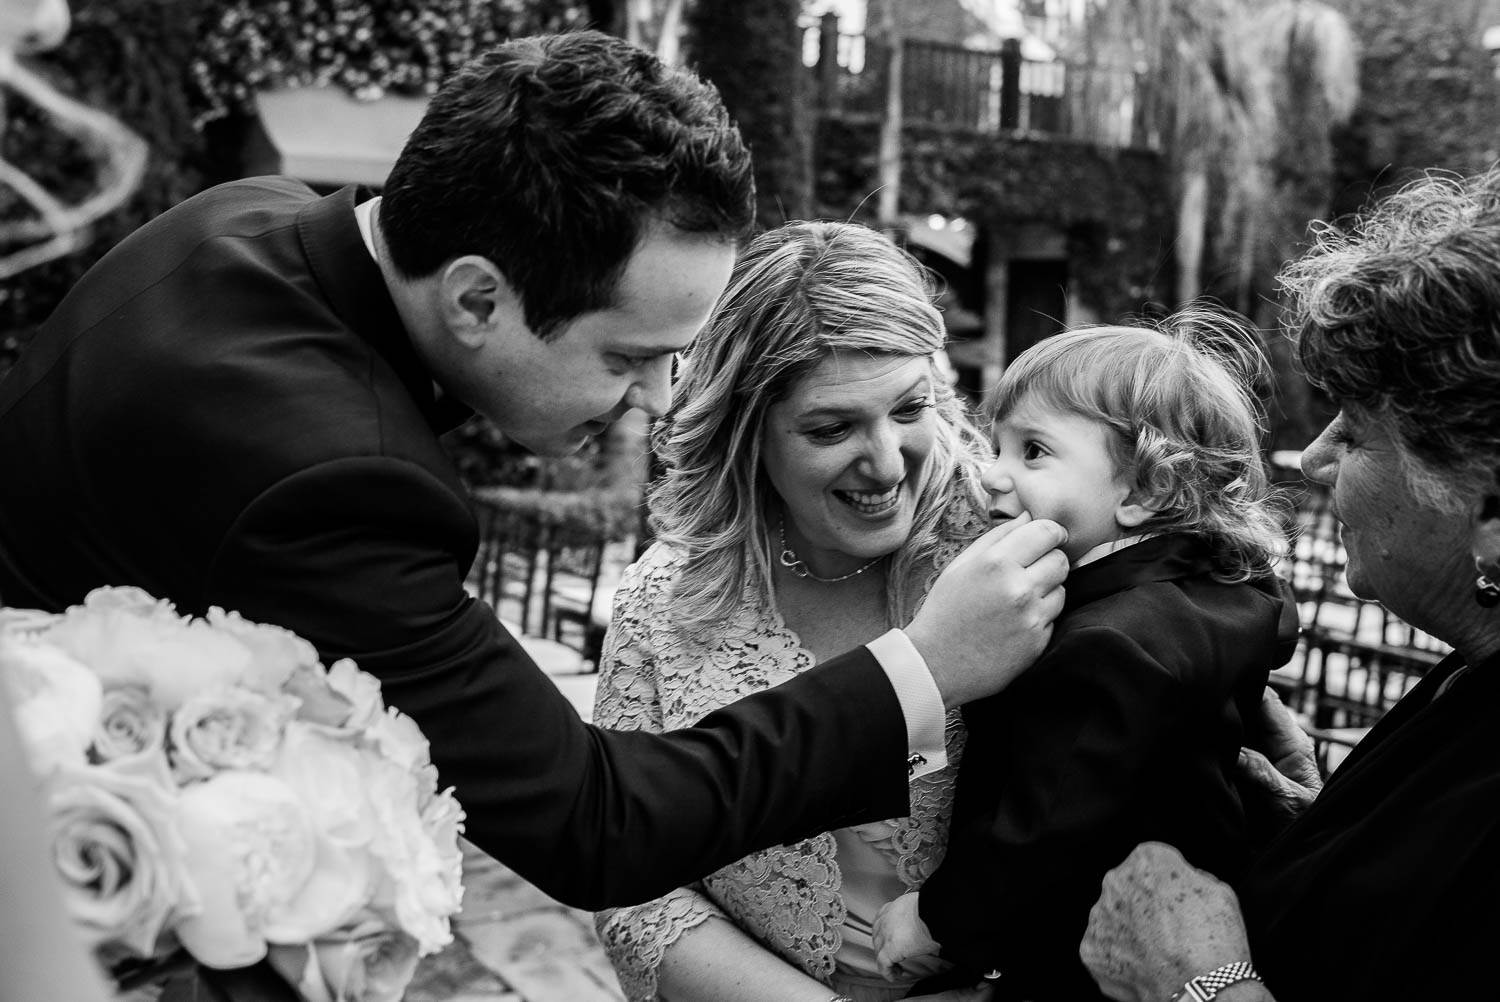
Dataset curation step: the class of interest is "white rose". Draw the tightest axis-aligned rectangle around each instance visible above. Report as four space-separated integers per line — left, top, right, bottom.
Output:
284 659 384 737
280 660 355 730
0 636 102 773
172 771 318 969
94 684 168 763
169 687 295 782
47 755 197 957
267 920 420 1002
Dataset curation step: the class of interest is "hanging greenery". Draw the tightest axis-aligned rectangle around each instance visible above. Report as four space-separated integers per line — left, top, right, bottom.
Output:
190 0 587 126
1 0 207 375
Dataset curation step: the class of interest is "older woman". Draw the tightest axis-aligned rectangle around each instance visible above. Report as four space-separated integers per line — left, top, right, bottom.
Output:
593 221 1004 1002
1079 167 1500 1002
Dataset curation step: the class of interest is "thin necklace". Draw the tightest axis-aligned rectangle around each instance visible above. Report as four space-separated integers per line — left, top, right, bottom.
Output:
777 516 884 583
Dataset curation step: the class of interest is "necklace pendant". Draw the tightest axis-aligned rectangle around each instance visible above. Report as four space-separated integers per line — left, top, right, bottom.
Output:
776 514 881 583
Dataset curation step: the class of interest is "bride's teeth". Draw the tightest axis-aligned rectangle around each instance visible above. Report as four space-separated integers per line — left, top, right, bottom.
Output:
842 486 899 507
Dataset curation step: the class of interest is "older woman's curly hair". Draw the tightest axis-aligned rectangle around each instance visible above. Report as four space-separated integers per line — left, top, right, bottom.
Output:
990 307 1288 582
649 220 992 632
1280 168 1500 510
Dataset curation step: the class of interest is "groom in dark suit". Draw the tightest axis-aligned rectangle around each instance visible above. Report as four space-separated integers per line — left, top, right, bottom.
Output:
0 31 1067 914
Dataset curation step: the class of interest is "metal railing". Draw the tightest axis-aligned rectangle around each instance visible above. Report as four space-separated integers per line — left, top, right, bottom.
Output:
805 19 1154 151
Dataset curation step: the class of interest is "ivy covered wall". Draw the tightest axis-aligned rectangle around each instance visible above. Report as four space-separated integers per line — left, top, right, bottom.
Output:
815 118 1174 323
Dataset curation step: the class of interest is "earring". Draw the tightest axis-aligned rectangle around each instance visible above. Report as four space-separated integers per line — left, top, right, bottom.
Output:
1477 557 1500 609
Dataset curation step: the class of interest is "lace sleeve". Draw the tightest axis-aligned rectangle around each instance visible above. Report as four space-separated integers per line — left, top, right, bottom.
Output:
593 552 668 735
592 546 730 1002
594 888 728 1002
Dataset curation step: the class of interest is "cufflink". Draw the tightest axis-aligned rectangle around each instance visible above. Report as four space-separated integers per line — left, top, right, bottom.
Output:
906 753 927 775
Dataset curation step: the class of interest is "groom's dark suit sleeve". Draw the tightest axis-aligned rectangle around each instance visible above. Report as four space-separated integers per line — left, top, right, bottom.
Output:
0 179 913 911
204 454 910 909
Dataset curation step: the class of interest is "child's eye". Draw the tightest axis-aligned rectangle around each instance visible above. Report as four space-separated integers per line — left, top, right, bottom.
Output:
1022 440 1046 461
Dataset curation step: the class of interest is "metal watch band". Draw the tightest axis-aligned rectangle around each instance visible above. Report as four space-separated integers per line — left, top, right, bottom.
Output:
827 996 857 1002
1170 961 1263 1002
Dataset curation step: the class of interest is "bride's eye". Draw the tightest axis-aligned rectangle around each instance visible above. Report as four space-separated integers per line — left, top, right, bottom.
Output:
807 423 850 444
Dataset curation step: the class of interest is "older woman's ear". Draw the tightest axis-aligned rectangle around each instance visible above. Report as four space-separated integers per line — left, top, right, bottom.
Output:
1474 494 1500 607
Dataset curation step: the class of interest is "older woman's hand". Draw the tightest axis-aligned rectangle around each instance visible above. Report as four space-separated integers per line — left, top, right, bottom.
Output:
1080 843 1256 1002
1237 687 1322 825
872 890 940 979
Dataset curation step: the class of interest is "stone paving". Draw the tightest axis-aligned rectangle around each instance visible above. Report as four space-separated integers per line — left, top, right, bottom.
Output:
408 537 628 1001
407 838 624 1002
405 631 623 1002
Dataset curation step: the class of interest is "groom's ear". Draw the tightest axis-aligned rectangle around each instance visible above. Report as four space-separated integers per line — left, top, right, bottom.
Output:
438 256 517 348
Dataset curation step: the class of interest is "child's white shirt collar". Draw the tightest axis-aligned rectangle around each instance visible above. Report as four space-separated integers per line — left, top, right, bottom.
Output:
1072 532 1159 569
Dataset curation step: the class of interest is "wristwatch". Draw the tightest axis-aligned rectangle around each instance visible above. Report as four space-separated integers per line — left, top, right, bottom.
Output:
827 996 857 1002
1169 961 1263 1001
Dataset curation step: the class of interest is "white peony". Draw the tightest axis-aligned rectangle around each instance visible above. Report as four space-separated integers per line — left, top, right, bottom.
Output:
262 723 380 943
45 594 253 710
324 659 385 733
206 607 322 695
172 771 319 969
0 635 102 773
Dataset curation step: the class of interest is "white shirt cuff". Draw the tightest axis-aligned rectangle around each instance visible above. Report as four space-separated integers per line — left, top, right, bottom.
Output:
866 629 948 779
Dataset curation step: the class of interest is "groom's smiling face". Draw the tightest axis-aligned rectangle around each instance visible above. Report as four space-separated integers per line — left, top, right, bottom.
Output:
446 226 735 457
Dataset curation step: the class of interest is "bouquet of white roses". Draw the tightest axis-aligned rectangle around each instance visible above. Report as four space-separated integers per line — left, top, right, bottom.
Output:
0 586 465 1002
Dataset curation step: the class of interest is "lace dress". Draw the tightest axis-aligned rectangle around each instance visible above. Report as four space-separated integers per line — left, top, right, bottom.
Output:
593 538 971 1002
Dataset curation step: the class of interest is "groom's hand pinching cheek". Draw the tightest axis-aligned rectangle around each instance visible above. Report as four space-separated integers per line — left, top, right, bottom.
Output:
904 514 1068 709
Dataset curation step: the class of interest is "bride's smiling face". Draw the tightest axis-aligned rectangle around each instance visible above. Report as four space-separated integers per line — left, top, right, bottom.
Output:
760 351 938 579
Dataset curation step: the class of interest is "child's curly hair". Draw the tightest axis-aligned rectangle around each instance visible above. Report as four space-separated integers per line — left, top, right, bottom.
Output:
989 306 1288 582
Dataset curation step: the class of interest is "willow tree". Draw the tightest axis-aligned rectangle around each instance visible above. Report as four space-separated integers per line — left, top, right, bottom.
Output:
1073 0 1268 305
1074 0 1355 310
1236 0 1358 317
1241 0 1358 448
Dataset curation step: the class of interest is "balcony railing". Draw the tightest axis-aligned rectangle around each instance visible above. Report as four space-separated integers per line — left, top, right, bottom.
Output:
805 19 1155 151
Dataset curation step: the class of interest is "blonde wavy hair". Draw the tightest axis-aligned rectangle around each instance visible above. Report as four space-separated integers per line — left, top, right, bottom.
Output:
989 307 1288 582
649 220 992 632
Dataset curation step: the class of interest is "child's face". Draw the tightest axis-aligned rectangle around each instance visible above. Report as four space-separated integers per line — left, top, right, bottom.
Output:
983 394 1146 565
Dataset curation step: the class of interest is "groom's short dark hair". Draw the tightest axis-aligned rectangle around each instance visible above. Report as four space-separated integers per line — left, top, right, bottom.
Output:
379 30 756 339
